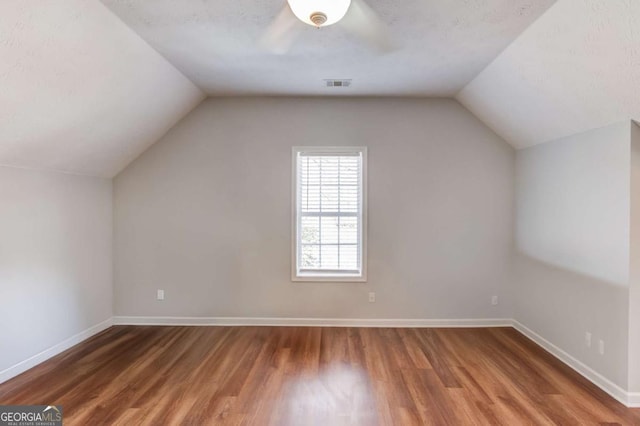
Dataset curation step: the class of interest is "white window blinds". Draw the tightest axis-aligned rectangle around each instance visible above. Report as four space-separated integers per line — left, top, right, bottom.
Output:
293 147 367 281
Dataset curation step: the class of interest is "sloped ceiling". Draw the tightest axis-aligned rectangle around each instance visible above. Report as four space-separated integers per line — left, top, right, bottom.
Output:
0 0 204 177
100 0 555 97
5 0 634 173
457 0 640 149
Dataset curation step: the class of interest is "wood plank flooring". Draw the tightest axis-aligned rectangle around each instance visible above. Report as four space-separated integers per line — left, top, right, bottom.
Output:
0 326 639 425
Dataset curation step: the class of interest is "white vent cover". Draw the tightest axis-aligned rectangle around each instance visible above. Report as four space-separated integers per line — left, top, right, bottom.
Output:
324 79 352 87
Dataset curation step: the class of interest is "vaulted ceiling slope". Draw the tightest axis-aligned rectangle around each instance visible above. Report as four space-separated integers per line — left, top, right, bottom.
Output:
457 0 640 149
0 1 204 177
101 0 555 97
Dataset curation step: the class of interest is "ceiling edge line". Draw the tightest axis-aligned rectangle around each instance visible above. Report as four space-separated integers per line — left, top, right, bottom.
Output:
453 0 560 99
0 163 108 179
111 93 207 179
96 0 206 97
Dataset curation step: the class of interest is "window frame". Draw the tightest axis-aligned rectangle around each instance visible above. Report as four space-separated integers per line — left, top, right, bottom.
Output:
291 146 368 282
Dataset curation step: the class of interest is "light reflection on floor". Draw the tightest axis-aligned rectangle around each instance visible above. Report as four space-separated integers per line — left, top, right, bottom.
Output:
281 364 379 425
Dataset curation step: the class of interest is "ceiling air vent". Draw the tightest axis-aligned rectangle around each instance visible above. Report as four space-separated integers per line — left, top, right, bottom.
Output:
325 79 352 88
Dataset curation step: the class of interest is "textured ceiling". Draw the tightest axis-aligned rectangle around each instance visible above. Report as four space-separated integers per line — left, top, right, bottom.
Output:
7 0 631 175
457 0 640 149
100 0 555 97
0 0 204 177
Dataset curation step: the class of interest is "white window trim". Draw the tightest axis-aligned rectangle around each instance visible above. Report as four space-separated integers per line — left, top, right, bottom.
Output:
291 146 368 282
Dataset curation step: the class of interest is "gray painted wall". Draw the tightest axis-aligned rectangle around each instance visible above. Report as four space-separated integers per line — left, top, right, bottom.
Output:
114 97 515 319
0 166 112 373
514 122 631 389
629 122 640 393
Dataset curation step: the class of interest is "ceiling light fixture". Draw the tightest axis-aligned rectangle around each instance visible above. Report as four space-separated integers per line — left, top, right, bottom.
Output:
287 0 352 27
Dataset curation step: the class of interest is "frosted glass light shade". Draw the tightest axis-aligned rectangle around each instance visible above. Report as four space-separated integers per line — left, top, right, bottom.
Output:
287 0 352 27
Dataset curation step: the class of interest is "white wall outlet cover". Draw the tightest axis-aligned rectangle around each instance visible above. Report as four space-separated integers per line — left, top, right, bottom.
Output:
585 332 592 347
368 292 375 303
491 296 499 305
157 289 165 300
598 340 605 355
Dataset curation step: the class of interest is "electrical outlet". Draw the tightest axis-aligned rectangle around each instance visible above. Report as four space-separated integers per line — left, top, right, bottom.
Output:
368 292 376 303
491 296 499 306
585 332 592 348
598 340 605 355
157 289 165 301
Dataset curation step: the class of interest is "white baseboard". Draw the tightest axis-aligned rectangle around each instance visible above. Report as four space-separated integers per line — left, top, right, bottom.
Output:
112 316 513 328
512 320 635 407
0 317 113 385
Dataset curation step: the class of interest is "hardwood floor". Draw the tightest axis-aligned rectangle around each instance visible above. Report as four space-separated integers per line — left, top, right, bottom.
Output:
0 326 638 425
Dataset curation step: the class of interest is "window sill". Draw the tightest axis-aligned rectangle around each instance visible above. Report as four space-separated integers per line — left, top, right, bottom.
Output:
292 273 367 283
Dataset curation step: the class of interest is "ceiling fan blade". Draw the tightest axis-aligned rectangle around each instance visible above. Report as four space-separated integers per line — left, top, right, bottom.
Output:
259 5 301 54
340 0 394 52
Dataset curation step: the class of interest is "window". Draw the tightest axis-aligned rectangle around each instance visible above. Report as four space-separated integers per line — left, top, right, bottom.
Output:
292 146 367 281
